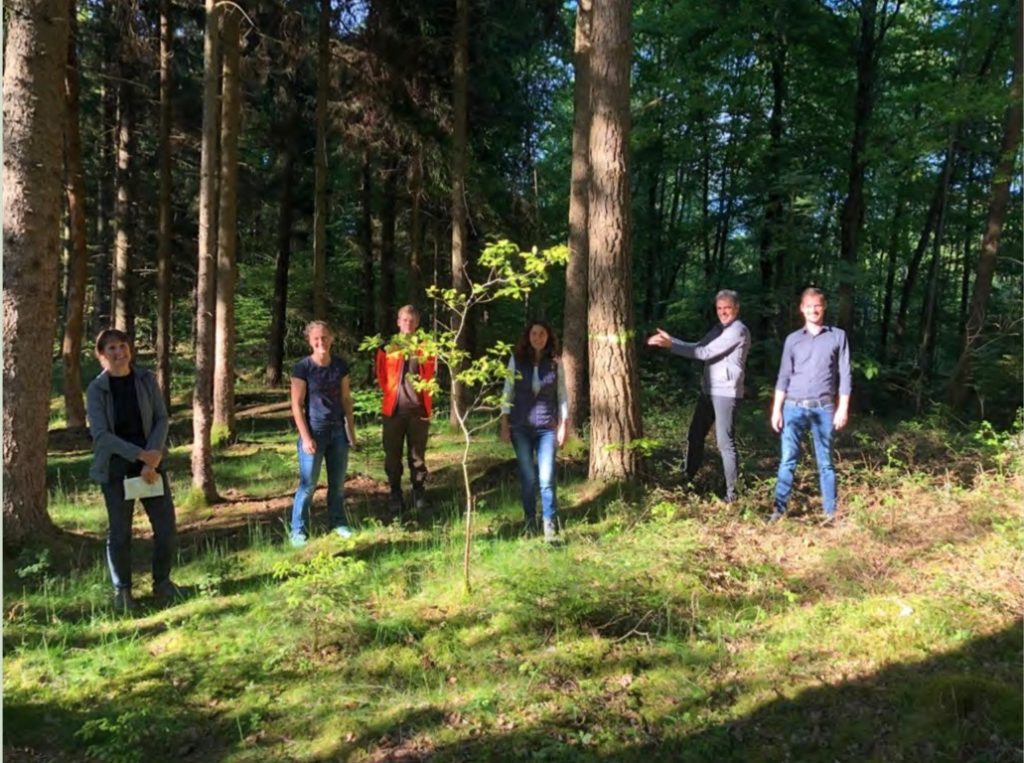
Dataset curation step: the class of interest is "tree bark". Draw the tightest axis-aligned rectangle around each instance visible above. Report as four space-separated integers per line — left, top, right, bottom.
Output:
408 147 425 305
214 6 241 440
155 0 173 406
192 0 220 502
312 0 330 319
379 163 398 337
62 0 88 431
266 108 297 387
450 0 470 426
111 18 135 337
949 8 1022 408
587 0 642 480
3 0 68 547
92 0 116 334
563 0 592 436
360 152 375 339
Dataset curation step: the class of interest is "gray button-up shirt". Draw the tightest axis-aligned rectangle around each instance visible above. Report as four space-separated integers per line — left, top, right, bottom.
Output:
669 319 750 399
775 325 852 401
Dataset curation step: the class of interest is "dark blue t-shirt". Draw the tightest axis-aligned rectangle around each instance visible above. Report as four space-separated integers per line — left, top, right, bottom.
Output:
292 356 350 435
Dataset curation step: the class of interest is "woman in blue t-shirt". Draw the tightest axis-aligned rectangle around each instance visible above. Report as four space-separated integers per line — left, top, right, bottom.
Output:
499 321 569 542
289 320 357 546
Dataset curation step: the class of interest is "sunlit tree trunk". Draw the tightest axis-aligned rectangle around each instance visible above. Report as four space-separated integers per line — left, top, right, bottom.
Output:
450 0 470 427
561 0 593 434
155 0 173 406
111 12 135 336
587 0 641 480
62 0 88 430
192 0 221 502
3 0 68 547
214 6 241 440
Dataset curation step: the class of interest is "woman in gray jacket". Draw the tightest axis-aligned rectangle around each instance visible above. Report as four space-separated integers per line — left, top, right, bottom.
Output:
647 290 750 503
86 329 179 612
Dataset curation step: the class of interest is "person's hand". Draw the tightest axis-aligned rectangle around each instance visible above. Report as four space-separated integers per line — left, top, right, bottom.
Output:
771 408 784 433
646 328 672 349
141 464 159 485
139 449 162 468
301 437 317 455
556 421 568 448
833 406 849 430
500 418 511 444
349 431 359 449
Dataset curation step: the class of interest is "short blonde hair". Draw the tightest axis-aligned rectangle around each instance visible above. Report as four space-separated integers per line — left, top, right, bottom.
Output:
397 305 420 321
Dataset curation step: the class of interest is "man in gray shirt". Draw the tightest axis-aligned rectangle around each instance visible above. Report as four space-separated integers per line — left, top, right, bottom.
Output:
769 287 851 523
648 289 751 502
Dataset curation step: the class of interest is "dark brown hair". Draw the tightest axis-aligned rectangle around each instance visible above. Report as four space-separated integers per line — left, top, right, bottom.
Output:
513 321 560 366
94 328 132 359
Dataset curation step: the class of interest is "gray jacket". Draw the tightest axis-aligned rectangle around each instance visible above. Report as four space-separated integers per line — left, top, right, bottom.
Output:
670 319 750 398
86 367 169 483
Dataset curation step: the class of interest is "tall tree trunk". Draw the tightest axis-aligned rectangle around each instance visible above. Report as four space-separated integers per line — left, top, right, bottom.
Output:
878 193 907 357
379 164 397 337
111 35 134 336
837 0 897 333
959 156 977 328
62 0 88 431
92 0 116 334
408 146 424 304
757 16 787 351
587 0 641 480
192 0 220 502
3 0 68 547
360 152 375 339
214 6 241 440
949 10 1022 408
893 144 955 358
562 0 592 436
450 0 470 426
266 108 297 387
155 0 173 406
312 0 330 319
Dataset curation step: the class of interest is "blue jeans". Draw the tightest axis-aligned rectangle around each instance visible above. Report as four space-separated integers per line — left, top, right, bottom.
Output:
510 426 557 523
774 400 836 516
100 456 176 592
291 428 349 537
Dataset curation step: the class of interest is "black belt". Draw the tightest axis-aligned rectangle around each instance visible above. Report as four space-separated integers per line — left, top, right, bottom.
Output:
787 396 833 408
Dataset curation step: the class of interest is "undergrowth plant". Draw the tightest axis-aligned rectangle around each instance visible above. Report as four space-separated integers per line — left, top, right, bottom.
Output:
361 240 568 594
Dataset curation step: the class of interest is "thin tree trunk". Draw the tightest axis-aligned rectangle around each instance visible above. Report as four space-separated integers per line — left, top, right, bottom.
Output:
360 152 375 338
758 17 787 349
192 0 221 502
62 0 88 430
3 0 68 547
878 193 907 357
111 34 134 336
450 0 470 427
949 10 1023 408
563 0 592 436
92 0 116 334
379 164 397 337
213 6 241 440
587 0 642 480
155 0 173 406
266 109 297 387
312 0 330 319
408 146 424 304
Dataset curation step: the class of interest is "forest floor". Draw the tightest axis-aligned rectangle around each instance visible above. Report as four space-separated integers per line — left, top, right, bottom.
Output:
5 389 1023 762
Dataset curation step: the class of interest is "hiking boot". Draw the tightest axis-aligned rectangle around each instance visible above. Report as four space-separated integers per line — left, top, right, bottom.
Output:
153 580 184 603
387 490 405 515
112 588 139 614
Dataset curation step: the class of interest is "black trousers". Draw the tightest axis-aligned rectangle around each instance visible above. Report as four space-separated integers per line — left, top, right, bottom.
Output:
382 410 429 493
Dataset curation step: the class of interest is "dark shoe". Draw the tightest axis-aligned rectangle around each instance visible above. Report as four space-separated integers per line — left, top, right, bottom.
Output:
523 517 539 537
412 490 429 512
765 510 785 524
153 580 184 603
112 588 139 614
387 490 405 514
